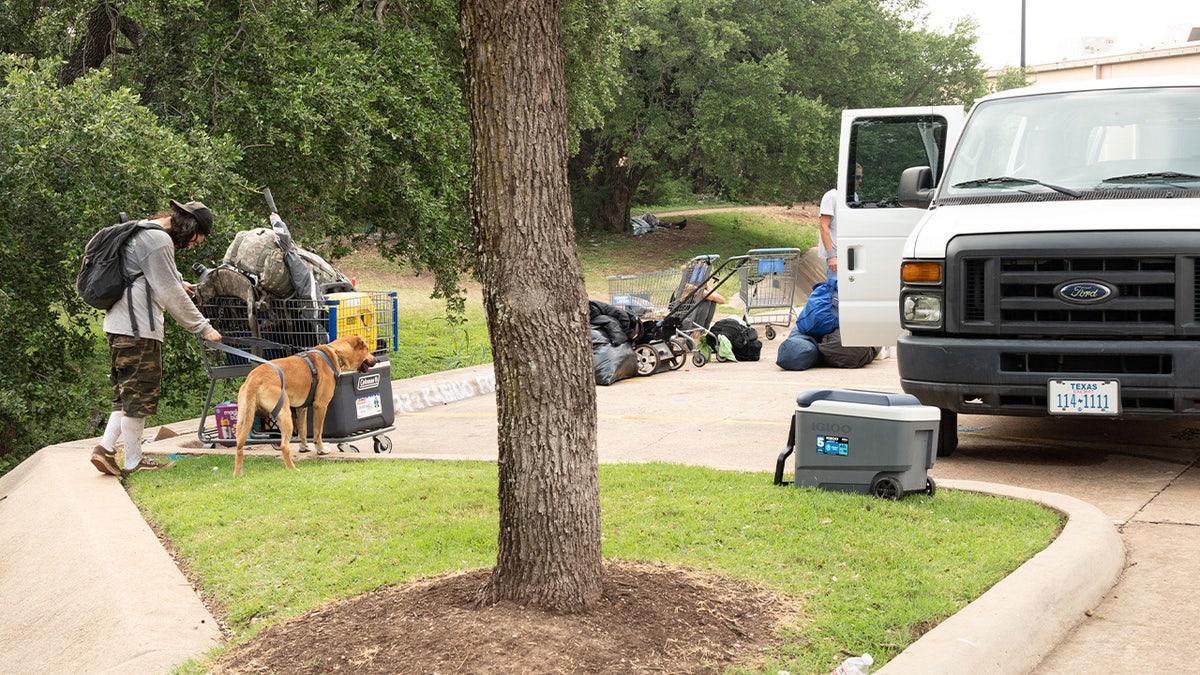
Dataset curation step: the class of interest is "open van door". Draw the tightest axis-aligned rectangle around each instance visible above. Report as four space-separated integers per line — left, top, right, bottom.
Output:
836 106 964 347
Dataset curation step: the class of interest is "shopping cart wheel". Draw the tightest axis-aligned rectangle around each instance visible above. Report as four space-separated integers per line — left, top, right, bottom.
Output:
765 325 777 340
373 435 393 454
692 351 707 367
634 344 658 376
924 477 937 497
667 338 688 370
870 475 903 500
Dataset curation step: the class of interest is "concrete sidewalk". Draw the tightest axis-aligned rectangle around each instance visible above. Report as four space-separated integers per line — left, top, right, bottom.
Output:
0 335 1126 674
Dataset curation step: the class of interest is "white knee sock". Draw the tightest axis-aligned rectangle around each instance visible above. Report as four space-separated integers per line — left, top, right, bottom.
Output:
121 416 146 470
100 411 123 451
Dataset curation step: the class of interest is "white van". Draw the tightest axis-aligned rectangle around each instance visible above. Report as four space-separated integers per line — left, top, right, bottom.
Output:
835 78 1200 456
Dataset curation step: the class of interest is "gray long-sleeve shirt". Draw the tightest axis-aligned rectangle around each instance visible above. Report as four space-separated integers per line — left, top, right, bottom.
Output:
102 223 213 341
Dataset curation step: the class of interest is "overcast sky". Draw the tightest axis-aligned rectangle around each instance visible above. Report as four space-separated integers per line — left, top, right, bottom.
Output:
915 0 1200 69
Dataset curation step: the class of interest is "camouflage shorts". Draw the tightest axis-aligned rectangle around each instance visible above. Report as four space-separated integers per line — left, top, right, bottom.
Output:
108 334 163 418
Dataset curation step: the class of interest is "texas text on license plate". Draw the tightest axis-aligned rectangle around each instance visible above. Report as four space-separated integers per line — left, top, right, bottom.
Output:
1048 379 1120 415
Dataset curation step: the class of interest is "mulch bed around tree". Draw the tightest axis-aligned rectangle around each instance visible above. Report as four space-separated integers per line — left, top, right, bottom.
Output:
210 561 798 674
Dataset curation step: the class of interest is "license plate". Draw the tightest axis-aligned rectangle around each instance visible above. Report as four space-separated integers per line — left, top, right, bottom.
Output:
1048 379 1120 415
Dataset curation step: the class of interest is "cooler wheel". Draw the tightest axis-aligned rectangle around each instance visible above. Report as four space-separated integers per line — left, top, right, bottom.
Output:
374 435 393 454
870 475 903 500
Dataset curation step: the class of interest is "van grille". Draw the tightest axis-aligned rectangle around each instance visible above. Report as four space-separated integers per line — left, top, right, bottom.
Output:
950 233 1200 337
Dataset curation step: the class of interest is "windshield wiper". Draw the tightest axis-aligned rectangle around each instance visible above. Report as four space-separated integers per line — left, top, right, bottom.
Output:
1100 171 1200 187
952 176 1081 198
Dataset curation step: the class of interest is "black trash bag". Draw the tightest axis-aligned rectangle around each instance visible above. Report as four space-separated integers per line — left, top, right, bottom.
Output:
818 328 877 368
589 300 641 342
706 318 762 361
591 328 638 385
591 314 629 346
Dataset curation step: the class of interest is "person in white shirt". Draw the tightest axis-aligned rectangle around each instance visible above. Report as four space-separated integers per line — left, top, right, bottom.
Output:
818 164 861 280
89 199 223 476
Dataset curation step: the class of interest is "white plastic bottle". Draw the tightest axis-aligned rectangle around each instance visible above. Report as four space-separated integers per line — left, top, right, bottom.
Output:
830 653 873 675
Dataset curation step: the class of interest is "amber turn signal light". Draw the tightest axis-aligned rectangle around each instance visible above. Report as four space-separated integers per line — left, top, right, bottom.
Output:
901 261 943 284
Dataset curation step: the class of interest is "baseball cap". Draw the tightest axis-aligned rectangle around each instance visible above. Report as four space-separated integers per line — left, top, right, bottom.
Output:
170 199 214 235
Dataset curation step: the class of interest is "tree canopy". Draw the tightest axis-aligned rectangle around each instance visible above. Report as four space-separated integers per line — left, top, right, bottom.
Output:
0 0 984 469
570 0 986 230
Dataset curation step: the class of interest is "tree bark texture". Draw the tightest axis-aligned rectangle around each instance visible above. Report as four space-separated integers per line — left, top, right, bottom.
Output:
460 0 603 610
59 1 143 87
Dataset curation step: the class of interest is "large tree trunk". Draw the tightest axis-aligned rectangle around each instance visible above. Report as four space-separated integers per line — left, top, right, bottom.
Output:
595 149 648 233
59 1 142 87
460 0 603 611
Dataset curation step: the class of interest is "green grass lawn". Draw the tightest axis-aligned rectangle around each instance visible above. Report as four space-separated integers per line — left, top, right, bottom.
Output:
128 458 1061 673
124 208 1063 672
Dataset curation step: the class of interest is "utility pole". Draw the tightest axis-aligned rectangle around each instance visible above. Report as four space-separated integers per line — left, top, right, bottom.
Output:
1020 0 1027 68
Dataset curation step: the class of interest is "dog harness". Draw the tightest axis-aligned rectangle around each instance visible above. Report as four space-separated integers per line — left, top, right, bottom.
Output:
294 348 339 410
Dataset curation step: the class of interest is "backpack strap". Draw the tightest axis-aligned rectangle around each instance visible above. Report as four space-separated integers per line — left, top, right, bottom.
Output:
120 222 159 338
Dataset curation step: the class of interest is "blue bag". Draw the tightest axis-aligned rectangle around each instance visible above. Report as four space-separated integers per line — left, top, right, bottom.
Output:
776 326 820 371
793 279 839 338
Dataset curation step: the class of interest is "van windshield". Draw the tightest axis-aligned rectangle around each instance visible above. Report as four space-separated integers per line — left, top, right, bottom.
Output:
942 86 1200 198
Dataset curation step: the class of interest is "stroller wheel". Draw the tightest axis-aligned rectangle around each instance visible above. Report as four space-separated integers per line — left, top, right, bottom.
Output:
634 344 659 376
667 338 688 370
692 351 707 367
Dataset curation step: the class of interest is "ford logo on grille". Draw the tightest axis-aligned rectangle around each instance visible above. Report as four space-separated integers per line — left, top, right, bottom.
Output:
1055 280 1115 304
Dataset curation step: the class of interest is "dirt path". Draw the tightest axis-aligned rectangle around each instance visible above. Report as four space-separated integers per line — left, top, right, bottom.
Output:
653 203 818 222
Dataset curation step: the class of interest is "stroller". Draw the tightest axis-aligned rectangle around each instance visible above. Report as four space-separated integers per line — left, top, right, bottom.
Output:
608 255 747 375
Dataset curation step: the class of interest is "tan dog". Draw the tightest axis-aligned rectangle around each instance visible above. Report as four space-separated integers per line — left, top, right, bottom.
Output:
233 335 377 477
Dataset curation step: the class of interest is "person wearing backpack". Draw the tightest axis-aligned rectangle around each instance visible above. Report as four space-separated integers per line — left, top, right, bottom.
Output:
88 199 222 477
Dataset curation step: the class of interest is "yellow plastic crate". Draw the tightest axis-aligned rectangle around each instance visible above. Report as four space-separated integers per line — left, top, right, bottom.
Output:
325 291 378 346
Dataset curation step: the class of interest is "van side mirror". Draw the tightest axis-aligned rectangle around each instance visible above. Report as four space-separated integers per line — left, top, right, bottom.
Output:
898 166 935 208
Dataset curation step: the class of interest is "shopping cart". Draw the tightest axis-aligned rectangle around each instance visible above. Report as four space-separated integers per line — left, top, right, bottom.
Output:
607 254 746 374
738 247 802 339
194 291 400 454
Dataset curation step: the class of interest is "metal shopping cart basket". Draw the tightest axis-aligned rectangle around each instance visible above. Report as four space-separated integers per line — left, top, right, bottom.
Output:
607 254 747 373
738 248 802 339
195 291 400 454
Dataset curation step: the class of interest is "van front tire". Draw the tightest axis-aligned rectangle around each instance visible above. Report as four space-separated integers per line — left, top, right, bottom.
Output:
937 409 958 457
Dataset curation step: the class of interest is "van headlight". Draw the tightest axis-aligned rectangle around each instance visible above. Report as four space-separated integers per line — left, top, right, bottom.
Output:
902 293 943 328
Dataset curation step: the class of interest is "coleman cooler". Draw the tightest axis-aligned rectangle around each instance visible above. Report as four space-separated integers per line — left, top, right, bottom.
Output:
306 360 395 438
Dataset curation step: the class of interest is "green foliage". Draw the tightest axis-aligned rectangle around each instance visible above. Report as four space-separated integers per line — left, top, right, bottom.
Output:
991 66 1031 93
0 55 249 468
117 0 473 305
128 460 1061 671
570 0 988 230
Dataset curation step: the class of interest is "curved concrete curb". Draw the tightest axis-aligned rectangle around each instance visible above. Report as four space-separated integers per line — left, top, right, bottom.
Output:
879 479 1125 674
0 441 221 674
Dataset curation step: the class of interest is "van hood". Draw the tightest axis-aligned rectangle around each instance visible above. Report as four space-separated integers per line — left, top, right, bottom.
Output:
906 197 1200 259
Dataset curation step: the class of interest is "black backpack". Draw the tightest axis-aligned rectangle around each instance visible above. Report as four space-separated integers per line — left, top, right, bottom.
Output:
707 318 762 361
76 220 162 332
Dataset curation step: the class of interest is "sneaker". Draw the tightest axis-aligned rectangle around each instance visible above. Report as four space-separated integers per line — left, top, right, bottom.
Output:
122 457 175 476
90 446 121 476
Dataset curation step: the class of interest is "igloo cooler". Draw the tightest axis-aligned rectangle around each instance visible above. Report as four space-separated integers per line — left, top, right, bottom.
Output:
773 389 940 499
